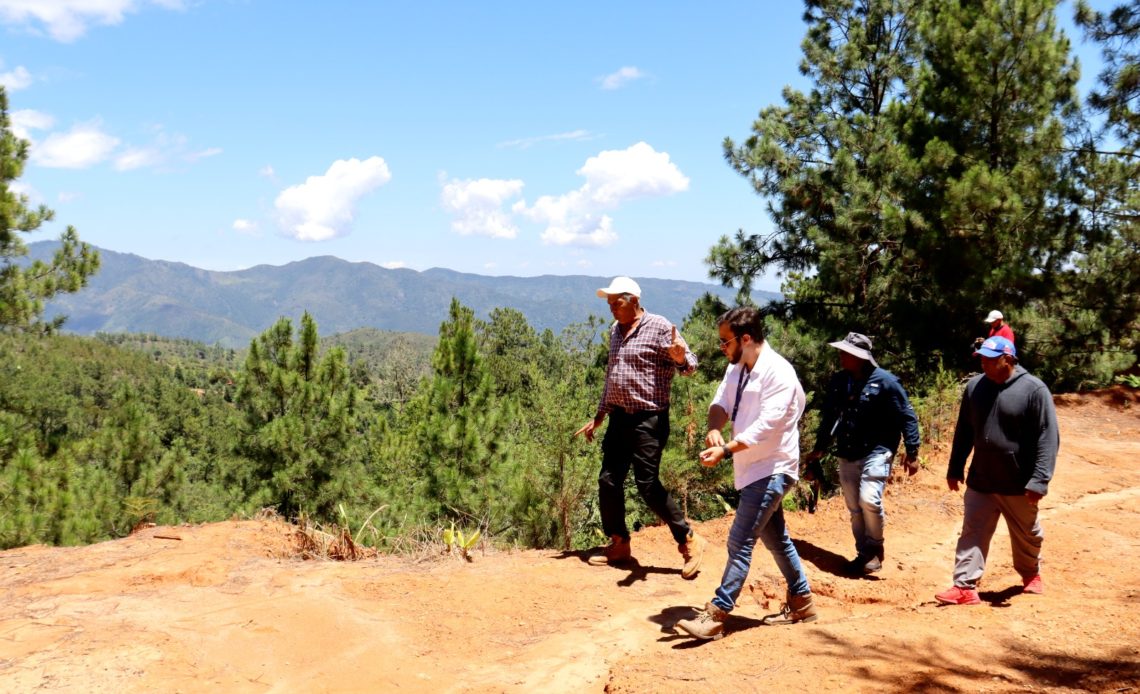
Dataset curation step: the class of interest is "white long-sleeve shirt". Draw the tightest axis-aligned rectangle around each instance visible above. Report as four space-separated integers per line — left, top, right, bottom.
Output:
709 342 806 489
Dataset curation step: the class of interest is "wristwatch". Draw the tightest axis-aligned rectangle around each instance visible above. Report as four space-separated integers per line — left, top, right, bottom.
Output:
721 445 733 459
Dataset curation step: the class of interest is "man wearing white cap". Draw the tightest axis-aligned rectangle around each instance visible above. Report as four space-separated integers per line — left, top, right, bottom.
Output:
984 310 1015 343
574 276 707 579
806 332 920 576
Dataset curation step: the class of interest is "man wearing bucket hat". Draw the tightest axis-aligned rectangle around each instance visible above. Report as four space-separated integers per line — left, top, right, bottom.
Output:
935 336 1058 605
806 332 920 576
574 276 707 579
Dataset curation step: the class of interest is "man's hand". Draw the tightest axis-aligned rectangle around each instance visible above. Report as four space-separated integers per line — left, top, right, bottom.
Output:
902 453 920 477
698 446 725 468
1025 489 1044 507
705 429 726 448
667 325 687 365
947 478 961 492
574 418 603 443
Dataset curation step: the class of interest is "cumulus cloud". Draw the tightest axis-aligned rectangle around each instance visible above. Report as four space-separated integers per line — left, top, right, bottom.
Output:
600 66 646 90
232 219 257 234
514 142 689 247
0 63 32 90
274 156 392 242
259 164 276 178
114 147 161 171
440 177 525 239
0 0 186 43
381 260 406 269
31 122 120 168
9 109 54 141
496 129 598 150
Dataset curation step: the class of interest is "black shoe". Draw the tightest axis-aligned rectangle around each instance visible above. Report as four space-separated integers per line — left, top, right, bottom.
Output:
844 554 881 576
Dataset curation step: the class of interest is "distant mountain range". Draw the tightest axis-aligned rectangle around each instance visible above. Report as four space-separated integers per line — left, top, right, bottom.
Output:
30 242 776 347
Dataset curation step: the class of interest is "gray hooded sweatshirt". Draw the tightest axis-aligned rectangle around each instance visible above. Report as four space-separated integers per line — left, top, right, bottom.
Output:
947 366 1059 496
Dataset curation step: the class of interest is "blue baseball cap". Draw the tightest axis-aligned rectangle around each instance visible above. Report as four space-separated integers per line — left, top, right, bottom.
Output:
975 336 1017 360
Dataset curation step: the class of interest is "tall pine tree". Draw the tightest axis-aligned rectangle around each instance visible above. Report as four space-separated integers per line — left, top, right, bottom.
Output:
0 87 100 333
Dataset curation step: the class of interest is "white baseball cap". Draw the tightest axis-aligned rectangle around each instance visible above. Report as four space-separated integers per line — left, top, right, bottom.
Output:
984 310 1003 323
596 276 642 298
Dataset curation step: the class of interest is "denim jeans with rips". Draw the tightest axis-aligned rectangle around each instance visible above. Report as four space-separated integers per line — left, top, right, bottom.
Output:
711 473 811 613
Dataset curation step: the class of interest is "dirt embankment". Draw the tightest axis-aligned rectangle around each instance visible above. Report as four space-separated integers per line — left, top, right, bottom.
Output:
1 388 1138 693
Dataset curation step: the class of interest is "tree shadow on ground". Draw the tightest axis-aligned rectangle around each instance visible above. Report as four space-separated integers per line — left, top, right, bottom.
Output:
797 629 1140 692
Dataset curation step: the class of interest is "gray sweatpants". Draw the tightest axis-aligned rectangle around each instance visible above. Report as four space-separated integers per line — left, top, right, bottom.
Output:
952 487 1043 589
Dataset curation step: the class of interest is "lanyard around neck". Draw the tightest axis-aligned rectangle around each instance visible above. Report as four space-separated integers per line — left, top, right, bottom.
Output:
731 363 751 423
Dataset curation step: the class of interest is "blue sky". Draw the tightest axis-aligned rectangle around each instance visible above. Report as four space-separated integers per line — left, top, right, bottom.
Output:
0 1 1109 291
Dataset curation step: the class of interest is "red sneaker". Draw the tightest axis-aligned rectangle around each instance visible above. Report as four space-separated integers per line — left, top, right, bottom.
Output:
1022 574 1043 594
935 586 981 605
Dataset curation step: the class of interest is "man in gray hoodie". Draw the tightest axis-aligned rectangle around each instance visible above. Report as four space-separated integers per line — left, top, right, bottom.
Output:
936 336 1059 605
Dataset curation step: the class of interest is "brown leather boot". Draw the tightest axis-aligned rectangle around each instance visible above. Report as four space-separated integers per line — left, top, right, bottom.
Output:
587 535 631 566
676 602 728 640
761 591 819 625
678 532 707 579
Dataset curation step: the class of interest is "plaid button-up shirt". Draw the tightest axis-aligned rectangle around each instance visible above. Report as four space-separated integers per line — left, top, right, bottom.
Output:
596 311 697 416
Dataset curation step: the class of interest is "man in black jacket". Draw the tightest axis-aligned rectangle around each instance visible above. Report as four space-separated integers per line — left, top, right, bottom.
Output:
807 332 920 576
936 336 1059 605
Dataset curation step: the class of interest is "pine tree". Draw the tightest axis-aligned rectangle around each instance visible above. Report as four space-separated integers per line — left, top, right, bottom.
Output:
235 312 368 520
896 0 1082 371
0 87 100 333
715 0 920 363
419 299 516 530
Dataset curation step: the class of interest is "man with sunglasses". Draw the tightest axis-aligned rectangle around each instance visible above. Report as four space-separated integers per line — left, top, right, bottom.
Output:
675 306 816 640
575 276 707 579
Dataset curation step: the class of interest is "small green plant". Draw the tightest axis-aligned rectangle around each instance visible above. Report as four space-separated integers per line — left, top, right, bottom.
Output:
442 521 481 562
713 493 733 514
1115 374 1140 389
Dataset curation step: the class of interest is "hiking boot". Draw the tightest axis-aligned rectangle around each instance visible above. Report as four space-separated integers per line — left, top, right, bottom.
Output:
844 554 882 576
676 602 727 640
587 535 631 566
935 586 981 605
679 532 707 579
761 591 819 625
1022 574 1044 595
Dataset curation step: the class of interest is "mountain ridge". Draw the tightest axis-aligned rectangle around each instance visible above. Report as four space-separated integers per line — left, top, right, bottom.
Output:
31 242 774 347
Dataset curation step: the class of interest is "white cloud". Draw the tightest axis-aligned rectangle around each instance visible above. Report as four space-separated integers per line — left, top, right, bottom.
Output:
274 156 392 242
9 181 37 201
105 128 217 171
57 191 81 203
496 129 598 149
9 109 54 141
440 177 524 239
232 219 257 234
259 164 276 178
114 147 161 171
186 146 221 162
381 260 406 269
651 259 678 268
514 142 689 247
31 122 120 168
0 0 186 43
0 64 32 90
600 66 646 90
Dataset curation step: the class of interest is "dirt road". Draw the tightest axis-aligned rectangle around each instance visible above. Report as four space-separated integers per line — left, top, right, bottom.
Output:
1 389 1138 692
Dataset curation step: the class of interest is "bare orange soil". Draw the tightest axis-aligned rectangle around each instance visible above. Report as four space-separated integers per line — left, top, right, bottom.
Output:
2 389 1138 693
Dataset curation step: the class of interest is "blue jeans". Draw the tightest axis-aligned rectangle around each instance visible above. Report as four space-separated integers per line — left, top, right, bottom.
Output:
711 473 811 613
838 449 893 559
